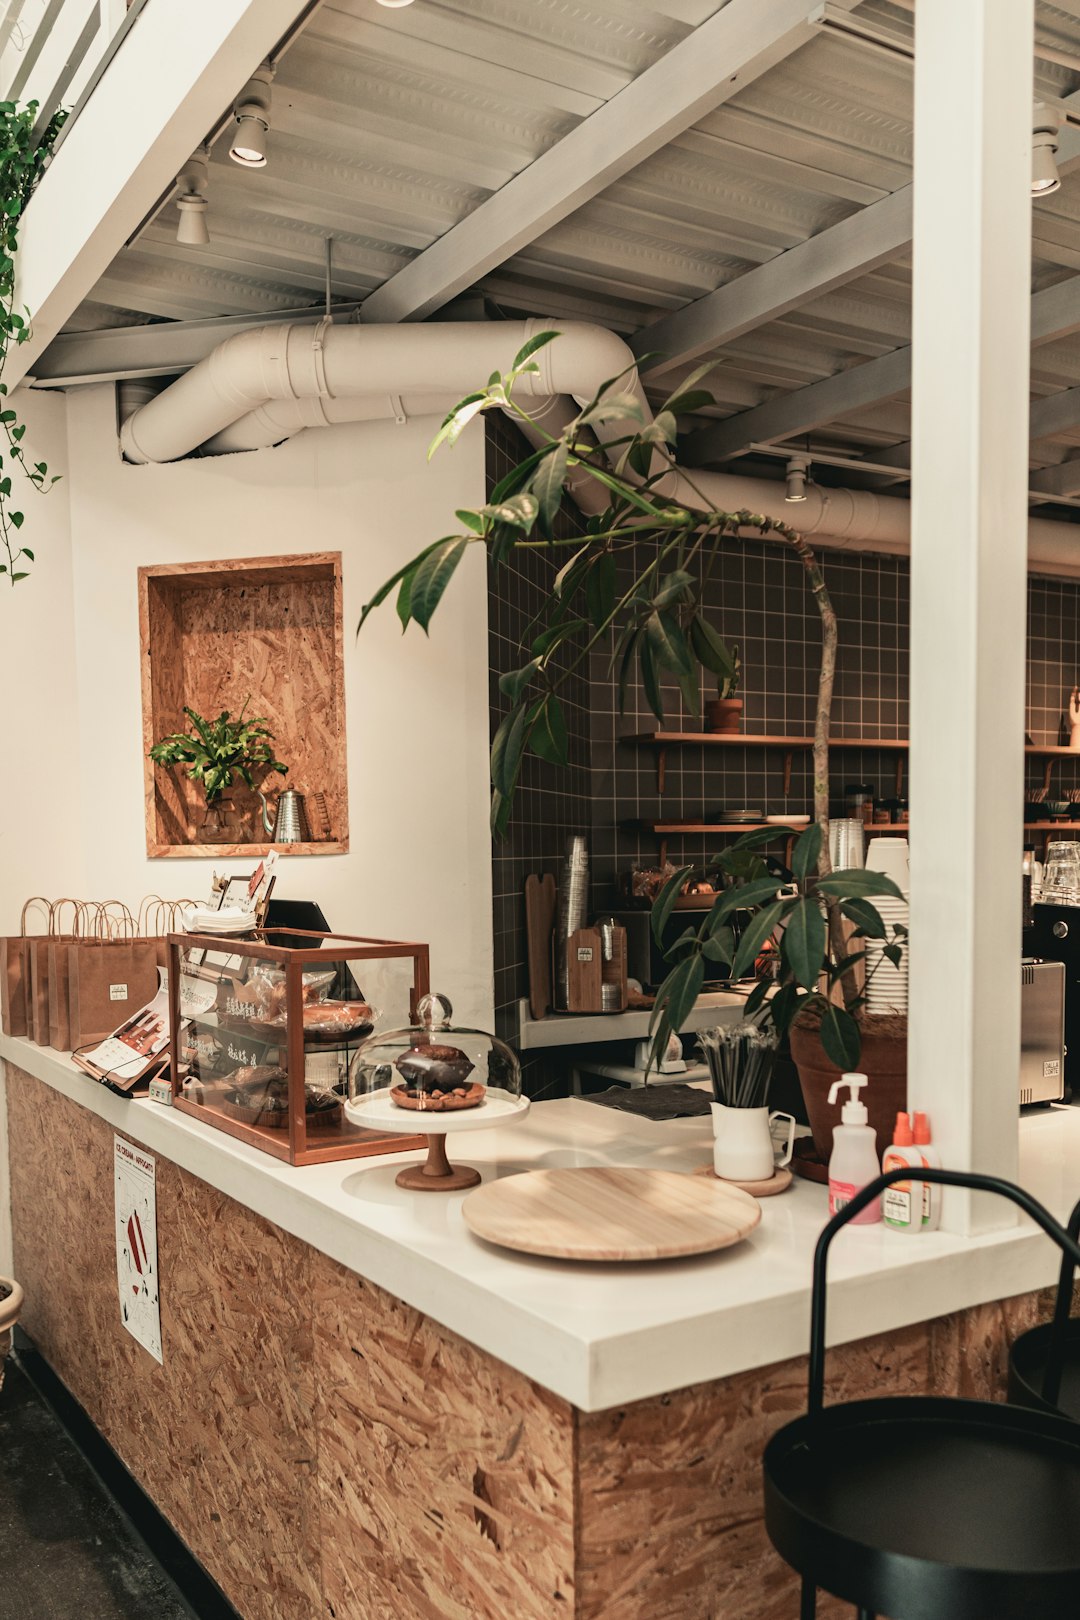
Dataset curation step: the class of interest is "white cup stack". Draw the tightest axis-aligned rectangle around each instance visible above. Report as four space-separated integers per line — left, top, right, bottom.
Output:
861 837 909 1016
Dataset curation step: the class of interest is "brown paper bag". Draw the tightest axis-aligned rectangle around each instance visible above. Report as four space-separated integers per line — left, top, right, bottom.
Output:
29 935 54 1045
68 938 162 1053
1 897 51 1038
47 902 96 1052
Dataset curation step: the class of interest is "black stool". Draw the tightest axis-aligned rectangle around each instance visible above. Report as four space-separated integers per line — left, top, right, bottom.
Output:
1009 1195 1080 1418
763 1166 1080 1620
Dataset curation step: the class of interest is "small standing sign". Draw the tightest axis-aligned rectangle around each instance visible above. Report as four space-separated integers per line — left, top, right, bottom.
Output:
114 1137 162 1363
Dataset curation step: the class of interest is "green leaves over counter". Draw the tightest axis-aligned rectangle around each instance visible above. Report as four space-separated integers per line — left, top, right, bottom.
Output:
360 330 751 837
0 97 67 590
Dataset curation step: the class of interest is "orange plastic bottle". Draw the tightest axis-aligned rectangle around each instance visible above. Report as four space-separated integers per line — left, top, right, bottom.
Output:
912 1111 941 1230
881 1111 925 1234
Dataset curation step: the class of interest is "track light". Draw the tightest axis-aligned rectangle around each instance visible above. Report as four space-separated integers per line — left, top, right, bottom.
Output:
784 455 809 504
175 150 209 246
230 66 272 168
1033 103 1062 196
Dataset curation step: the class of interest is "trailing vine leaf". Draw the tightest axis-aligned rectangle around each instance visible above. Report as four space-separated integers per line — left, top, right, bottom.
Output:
0 97 67 588
408 538 470 632
528 693 568 765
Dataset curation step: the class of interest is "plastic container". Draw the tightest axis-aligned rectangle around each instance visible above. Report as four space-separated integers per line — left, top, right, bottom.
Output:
881 1112 925 1233
913 1111 942 1230
827 1074 882 1224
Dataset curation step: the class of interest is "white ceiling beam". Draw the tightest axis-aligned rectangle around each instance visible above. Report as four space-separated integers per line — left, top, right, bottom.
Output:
683 270 1080 464
631 183 912 377
1028 457 1080 498
1029 383 1080 439
358 0 833 326
9 0 317 387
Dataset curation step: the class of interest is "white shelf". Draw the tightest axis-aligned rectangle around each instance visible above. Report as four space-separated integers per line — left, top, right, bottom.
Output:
518 991 751 1050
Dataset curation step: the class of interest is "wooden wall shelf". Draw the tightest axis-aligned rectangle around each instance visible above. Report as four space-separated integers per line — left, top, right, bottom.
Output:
139 553 349 859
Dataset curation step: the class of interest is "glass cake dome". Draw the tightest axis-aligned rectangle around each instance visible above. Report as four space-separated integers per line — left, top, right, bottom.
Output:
348 991 521 1115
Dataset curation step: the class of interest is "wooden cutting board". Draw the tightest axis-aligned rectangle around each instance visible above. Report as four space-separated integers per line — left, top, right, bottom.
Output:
461 1167 760 1262
524 873 556 1020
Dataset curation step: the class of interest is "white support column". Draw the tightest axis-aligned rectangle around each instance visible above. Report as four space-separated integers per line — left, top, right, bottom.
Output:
907 0 1033 1232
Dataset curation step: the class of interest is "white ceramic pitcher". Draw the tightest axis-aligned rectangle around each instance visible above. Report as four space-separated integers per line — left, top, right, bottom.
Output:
710 1102 795 1182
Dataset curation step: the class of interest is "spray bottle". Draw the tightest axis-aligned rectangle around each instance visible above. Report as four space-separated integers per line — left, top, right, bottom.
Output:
881 1112 925 1234
912 1111 942 1230
827 1074 882 1224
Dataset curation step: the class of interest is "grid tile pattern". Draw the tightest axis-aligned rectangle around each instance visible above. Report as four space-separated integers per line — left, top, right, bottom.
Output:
486 436 1080 1046
487 413 590 1053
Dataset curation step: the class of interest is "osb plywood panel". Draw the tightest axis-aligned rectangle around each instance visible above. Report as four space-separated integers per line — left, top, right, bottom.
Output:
575 1323 932 1620
8 1063 1074 1620
311 1252 576 1620
6 1068 323 1620
139 554 348 857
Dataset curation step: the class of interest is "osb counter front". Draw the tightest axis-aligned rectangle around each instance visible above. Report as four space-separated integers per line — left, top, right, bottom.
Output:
2 1033 1077 1620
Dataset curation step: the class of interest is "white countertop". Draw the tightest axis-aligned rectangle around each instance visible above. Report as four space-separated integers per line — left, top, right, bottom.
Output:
3 1033 1079 1412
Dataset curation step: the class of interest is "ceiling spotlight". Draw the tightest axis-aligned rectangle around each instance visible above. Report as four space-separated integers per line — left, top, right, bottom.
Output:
784 455 809 503
376 1 417 6
175 150 209 246
1033 102 1062 196
230 65 272 167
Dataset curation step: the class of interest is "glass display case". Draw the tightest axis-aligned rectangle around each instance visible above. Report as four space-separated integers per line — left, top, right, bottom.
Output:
166 928 429 1165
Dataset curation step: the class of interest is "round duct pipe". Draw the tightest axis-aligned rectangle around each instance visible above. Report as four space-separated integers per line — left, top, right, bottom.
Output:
116 318 1080 577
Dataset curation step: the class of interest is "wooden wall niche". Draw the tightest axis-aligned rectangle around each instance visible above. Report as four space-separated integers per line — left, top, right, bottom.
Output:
140 553 349 858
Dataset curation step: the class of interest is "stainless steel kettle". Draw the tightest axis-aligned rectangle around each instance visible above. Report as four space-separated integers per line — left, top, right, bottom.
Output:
258 787 312 843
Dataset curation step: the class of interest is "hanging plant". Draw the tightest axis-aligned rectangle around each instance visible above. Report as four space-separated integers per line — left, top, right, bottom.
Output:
0 97 67 587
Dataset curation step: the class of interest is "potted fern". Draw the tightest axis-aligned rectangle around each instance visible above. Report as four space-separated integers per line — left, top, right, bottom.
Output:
359 331 905 1113
149 703 287 844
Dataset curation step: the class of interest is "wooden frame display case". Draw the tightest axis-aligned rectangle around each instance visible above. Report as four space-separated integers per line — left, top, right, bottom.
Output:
167 929 429 1166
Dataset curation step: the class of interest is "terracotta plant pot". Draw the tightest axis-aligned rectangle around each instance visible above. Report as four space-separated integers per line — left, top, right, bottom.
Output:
789 1018 907 1169
705 697 743 734
0 1276 24 1391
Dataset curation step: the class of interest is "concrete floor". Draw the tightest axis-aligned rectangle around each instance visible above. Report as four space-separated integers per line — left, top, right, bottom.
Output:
0 1358 197 1620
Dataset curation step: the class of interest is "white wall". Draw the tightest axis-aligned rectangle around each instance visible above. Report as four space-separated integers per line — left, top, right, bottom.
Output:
0 386 83 917
4 385 494 1026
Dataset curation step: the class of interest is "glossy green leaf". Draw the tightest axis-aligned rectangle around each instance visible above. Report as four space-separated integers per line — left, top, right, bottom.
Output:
640 636 664 722
769 981 800 1039
530 441 569 538
781 898 827 992
648 953 705 1071
840 897 887 939
498 658 541 703
815 869 904 900
646 609 692 677
662 388 715 417
820 1004 861 1071
728 899 788 983
617 625 644 713
490 704 528 796
689 615 736 680
708 875 783 925
652 569 694 608
553 543 590 598
528 694 568 766
512 330 561 370
651 864 694 947
532 617 589 657
791 822 823 883
585 551 617 629
409 537 469 631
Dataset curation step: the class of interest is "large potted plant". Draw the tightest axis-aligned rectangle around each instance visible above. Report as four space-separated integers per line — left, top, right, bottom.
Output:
149 702 287 843
360 331 905 1143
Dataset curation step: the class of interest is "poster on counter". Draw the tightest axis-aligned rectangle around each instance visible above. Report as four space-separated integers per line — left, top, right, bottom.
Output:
114 1136 162 1364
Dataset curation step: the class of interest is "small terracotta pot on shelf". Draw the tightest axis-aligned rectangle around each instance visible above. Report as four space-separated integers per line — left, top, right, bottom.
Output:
705 697 743 735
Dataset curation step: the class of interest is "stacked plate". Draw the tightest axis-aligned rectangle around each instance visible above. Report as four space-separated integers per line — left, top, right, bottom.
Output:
862 838 909 1016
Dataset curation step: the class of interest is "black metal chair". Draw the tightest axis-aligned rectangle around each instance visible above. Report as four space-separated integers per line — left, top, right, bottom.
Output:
763 1166 1080 1620
1008 1193 1080 1419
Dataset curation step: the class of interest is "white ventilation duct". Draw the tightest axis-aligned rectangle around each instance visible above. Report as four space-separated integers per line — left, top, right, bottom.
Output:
118 318 1080 577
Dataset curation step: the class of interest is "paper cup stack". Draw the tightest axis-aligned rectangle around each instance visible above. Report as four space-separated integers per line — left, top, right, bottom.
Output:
862 837 909 1016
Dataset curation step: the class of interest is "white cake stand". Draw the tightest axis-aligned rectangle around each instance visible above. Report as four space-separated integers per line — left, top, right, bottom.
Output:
344 1086 531 1191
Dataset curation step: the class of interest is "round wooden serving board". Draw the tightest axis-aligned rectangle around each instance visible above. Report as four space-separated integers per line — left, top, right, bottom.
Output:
693 1164 792 1197
461 1167 760 1262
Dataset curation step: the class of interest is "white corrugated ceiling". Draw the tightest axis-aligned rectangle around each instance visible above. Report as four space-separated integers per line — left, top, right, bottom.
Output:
39 0 1080 502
